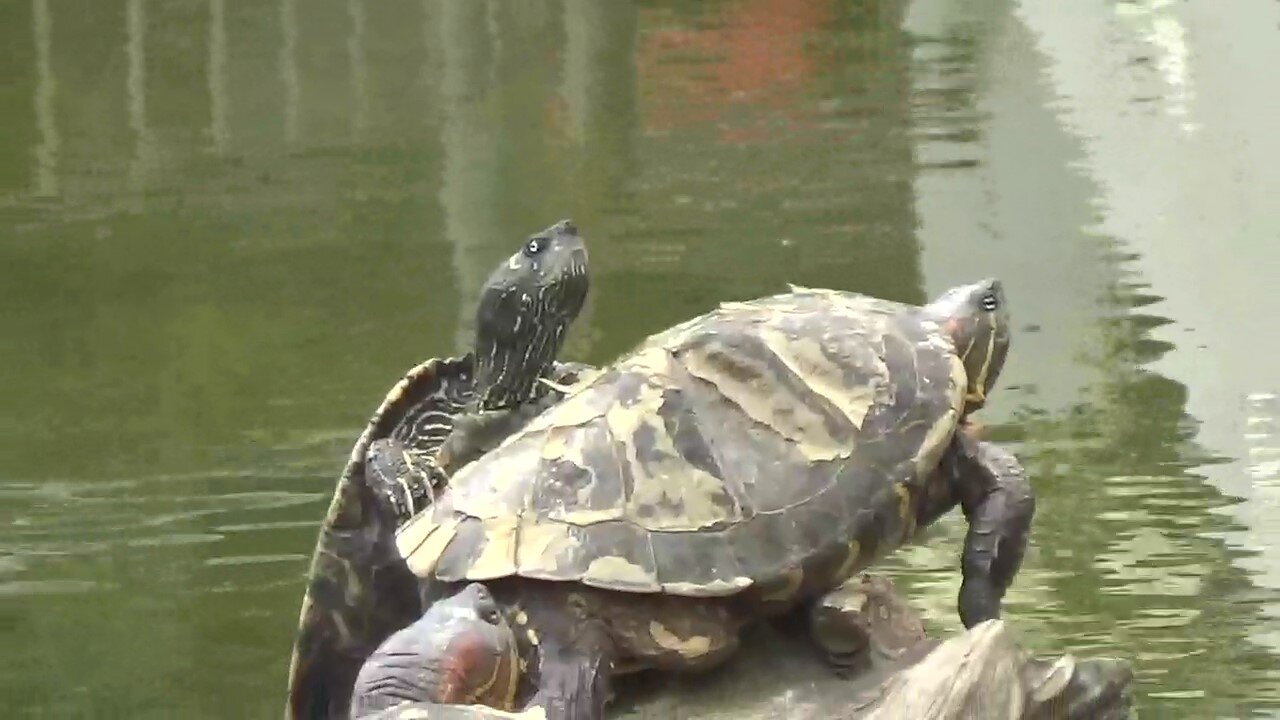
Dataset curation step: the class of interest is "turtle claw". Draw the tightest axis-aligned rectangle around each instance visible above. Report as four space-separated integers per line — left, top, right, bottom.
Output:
808 574 928 676
538 377 576 394
366 438 435 524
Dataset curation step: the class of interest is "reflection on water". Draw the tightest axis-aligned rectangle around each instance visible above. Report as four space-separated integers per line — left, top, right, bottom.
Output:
1 0 1278 717
31 0 57 198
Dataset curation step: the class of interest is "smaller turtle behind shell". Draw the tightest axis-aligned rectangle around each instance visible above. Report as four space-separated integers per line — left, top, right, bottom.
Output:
367 220 592 521
285 220 590 720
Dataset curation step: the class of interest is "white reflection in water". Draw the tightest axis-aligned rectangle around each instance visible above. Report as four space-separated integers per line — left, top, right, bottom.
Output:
280 0 300 144
209 0 230 153
1114 0 1197 133
347 0 369 140
32 0 59 197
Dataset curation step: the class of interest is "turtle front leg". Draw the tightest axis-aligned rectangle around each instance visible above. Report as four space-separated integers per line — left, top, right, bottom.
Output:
807 573 929 676
436 404 552 476
943 431 1036 627
437 362 593 476
524 621 614 720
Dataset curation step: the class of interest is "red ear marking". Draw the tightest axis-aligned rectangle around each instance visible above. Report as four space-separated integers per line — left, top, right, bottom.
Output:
438 629 500 704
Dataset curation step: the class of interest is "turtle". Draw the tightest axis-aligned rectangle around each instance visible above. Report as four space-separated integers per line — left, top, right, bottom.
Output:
354 277 1036 719
348 577 1134 720
369 219 593 523
285 219 592 719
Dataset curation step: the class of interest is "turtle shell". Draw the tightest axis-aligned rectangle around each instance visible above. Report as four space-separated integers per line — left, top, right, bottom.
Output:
286 354 586 718
394 288 968 598
286 355 476 718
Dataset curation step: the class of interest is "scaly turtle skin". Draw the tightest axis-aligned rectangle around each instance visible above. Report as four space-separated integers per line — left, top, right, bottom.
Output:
285 220 590 720
364 279 1037 718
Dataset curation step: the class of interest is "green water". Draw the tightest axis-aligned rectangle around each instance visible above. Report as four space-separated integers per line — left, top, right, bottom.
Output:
2 0 1279 717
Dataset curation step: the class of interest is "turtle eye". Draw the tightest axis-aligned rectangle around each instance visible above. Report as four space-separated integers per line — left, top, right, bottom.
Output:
980 292 999 312
523 236 547 257
478 606 501 626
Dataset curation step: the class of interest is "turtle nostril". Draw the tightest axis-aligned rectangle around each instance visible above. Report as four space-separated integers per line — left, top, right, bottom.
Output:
557 219 577 236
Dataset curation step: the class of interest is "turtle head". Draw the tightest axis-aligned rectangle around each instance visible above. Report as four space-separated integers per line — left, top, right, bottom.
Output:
924 278 1010 414
348 583 521 716
474 219 590 408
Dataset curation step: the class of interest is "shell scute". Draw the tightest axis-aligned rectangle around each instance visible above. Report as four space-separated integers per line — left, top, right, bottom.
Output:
650 527 751 596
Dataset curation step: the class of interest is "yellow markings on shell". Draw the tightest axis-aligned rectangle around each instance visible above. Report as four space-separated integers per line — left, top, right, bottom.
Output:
539 426 574 461
662 576 754 597
760 566 805 603
522 384 610 434
466 516 520 580
623 346 677 378
400 517 461 578
536 418 625 527
760 329 881 436
395 513 442 558
679 334 845 462
834 539 864 583
582 556 662 592
559 507 627 525
648 621 713 659
602 378 741 532
449 441 543 520
514 520 580 575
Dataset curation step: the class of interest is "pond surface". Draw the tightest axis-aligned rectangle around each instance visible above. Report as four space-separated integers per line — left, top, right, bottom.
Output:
2 0 1279 717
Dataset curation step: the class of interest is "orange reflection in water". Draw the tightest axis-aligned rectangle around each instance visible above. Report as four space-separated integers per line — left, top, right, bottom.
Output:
639 0 835 144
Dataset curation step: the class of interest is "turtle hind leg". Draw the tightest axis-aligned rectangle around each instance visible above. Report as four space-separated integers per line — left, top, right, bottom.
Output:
807 574 928 676
945 432 1036 627
365 438 438 523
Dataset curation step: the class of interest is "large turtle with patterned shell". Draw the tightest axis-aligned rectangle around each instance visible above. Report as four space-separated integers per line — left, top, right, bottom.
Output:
352 278 1036 719
285 219 591 719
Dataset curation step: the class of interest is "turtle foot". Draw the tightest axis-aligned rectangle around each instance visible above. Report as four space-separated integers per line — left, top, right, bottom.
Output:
366 438 436 523
808 574 928 677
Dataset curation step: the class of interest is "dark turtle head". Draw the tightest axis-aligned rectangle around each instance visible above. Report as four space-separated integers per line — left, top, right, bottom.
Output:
348 583 521 716
862 619 1133 718
1021 652 1135 720
473 219 590 409
924 278 1010 415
